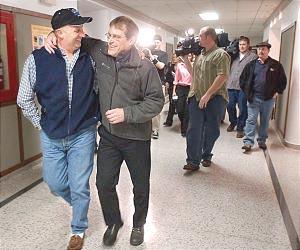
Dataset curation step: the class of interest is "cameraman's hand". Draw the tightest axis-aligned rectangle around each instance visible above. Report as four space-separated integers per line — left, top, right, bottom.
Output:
199 93 211 109
45 32 57 54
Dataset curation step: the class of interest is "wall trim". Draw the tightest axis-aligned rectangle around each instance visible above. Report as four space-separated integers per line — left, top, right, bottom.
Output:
0 101 16 107
0 4 51 19
264 150 300 249
270 121 300 150
0 153 42 177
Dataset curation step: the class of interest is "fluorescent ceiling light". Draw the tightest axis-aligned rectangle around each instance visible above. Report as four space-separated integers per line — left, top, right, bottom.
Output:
215 28 224 34
137 27 155 47
199 12 219 20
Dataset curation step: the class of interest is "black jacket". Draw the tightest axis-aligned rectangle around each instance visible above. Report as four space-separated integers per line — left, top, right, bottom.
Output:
239 57 287 102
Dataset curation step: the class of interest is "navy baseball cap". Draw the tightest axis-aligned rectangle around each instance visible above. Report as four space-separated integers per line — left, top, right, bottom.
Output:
51 8 93 30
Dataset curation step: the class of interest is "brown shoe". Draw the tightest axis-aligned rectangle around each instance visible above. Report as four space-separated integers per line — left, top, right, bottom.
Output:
68 235 84 250
183 163 199 171
242 144 252 152
201 159 211 167
236 130 244 138
227 124 235 132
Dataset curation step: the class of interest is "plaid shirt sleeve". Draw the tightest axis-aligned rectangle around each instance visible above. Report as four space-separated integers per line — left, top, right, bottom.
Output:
17 54 41 130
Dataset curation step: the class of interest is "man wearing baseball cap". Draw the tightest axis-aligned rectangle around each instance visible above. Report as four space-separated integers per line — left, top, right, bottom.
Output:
239 41 287 152
17 8 98 250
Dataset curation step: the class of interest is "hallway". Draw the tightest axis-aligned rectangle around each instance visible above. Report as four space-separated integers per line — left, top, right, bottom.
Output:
0 108 292 249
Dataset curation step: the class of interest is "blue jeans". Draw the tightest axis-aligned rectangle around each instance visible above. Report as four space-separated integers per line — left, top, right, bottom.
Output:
40 126 96 234
243 97 275 146
186 95 225 166
227 89 248 131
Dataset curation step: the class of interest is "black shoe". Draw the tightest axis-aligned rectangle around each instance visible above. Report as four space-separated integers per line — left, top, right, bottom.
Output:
103 222 123 246
227 124 235 132
236 130 244 138
201 159 211 167
181 132 186 137
130 226 144 246
183 163 199 171
163 122 172 127
242 144 252 152
152 131 159 139
258 142 267 150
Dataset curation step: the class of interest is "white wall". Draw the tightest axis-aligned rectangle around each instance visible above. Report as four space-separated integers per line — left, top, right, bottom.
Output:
80 4 176 52
263 0 300 146
1 0 77 15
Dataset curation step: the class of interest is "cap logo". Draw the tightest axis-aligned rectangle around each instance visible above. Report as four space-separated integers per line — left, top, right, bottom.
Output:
69 8 80 16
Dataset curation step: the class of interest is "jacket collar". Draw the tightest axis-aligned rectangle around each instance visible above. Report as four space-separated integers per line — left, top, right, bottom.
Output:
116 46 142 68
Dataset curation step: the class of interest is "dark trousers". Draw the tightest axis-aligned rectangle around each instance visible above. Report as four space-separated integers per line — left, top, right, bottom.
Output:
175 85 190 134
165 85 176 125
227 89 248 131
186 95 225 166
96 126 151 227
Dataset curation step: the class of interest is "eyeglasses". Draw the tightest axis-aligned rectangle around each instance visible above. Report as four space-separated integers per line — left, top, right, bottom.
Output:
105 33 126 41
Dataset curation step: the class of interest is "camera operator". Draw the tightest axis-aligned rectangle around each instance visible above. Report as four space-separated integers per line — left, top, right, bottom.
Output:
143 34 168 139
226 36 257 138
182 26 230 170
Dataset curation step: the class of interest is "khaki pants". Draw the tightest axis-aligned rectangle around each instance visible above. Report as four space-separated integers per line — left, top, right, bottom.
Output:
152 85 165 132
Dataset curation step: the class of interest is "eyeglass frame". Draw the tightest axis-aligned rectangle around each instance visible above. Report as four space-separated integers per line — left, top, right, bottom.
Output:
105 32 126 41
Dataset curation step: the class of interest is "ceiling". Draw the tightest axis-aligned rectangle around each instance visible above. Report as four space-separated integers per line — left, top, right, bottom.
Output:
79 0 288 40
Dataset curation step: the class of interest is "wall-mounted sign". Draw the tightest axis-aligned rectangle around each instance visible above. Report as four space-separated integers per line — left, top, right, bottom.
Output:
31 24 52 50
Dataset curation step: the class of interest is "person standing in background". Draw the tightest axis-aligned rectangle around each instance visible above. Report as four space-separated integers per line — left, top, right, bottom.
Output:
163 53 177 127
172 55 192 137
226 36 257 138
145 34 168 139
240 42 287 151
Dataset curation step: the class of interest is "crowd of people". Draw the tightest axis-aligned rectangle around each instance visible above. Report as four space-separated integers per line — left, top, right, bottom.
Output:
16 7 287 250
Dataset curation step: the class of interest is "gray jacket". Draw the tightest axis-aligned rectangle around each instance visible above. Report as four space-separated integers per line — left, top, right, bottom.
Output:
227 51 257 90
82 38 164 141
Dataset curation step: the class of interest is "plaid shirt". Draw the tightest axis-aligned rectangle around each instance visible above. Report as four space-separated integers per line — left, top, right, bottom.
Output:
17 48 80 129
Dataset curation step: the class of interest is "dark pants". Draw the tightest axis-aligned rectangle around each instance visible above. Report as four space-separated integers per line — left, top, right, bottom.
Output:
227 89 248 131
186 95 225 166
175 85 190 134
165 85 176 125
96 126 151 227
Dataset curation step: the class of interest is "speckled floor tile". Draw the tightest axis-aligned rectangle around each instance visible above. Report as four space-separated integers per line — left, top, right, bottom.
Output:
0 158 42 202
0 107 292 249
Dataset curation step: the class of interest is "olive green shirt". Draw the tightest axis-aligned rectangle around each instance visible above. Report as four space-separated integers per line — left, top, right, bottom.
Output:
188 45 230 102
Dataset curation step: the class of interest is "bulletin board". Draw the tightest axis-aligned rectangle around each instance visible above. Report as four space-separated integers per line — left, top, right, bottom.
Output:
31 24 52 50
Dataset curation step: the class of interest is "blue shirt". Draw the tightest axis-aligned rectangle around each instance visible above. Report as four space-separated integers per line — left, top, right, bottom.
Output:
253 59 268 99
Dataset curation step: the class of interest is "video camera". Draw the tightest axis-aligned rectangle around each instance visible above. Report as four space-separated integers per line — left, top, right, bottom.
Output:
175 32 239 61
225 38 239 62
175 35 202 57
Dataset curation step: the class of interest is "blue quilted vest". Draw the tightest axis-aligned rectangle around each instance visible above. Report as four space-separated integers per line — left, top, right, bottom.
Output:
32 47 98 139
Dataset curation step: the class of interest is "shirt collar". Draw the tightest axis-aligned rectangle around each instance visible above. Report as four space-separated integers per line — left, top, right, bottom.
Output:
257 57 268 64
202 45 218 55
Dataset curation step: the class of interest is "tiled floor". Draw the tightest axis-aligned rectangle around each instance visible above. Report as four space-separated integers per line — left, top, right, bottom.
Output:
0 108 294 250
